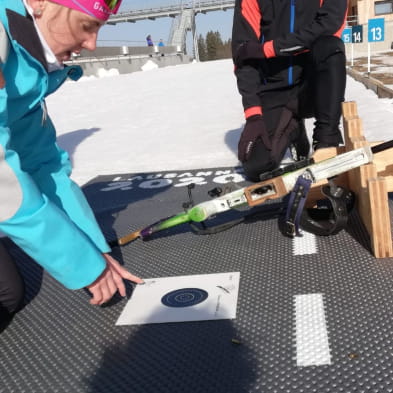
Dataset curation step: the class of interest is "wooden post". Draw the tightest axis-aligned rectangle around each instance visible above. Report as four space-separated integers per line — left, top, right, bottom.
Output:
307 101 393 257
341 101 393 258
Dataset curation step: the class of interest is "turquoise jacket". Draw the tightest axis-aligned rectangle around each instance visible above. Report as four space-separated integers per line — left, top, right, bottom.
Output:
0 0 109 289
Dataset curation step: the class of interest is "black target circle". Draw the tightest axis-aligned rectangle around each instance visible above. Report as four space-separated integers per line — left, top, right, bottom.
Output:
161 288 208 308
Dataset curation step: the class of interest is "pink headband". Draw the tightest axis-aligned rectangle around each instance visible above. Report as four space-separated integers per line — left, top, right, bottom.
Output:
49 0 121 21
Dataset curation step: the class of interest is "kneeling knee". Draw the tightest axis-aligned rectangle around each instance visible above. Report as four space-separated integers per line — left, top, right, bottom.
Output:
1 280 25 315
0 245 25 315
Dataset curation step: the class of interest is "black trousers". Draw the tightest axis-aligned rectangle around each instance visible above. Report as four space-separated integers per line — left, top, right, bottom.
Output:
0 239 25 331
302 35 347 146
243 35 346 181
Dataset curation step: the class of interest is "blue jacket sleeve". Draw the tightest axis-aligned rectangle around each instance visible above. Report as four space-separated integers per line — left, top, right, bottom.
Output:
0 97 108 289
13 108 111 254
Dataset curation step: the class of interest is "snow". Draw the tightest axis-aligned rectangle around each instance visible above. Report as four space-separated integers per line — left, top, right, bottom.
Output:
45 59 393 186
140 60 160 71
95 68 121 78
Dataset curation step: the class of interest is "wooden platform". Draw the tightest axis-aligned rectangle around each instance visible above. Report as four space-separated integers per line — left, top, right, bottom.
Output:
308 101 393 258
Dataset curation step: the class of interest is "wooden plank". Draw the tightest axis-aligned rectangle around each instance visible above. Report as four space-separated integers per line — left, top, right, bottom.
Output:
343 117 364 139
355 164 378 235
347 139 368 196
341 101 393 258
370 143 393 192
368 178 393 258
341 101 358 119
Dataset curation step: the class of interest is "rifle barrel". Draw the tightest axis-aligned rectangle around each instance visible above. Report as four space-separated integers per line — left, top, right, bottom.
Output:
371 139 393 154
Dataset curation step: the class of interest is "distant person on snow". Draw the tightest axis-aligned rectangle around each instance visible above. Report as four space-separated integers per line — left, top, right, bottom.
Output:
158 39 165 47
146 34 154 47
0 0 143 332
232 0 348 181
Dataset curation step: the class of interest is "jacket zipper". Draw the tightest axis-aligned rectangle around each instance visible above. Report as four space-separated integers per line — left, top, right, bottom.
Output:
288 0 296 85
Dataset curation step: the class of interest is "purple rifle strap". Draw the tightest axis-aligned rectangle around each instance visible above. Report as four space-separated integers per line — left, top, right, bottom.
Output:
284 176 312 237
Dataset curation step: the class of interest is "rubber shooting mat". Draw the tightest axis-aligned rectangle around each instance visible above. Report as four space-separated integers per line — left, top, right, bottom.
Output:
1 166 393 393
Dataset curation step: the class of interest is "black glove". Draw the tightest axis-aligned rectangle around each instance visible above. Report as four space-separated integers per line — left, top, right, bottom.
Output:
238 115 271 162
235 41 264 67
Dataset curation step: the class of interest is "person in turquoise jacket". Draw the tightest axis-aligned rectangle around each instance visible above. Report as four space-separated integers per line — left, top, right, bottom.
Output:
0 0 143 329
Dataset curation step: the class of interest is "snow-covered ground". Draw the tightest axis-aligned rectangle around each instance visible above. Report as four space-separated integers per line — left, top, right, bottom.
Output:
46 59 393 185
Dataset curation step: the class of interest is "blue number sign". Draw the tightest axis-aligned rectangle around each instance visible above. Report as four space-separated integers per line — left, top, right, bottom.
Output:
352 25 363 43
368 18 385 42
341 27 352 43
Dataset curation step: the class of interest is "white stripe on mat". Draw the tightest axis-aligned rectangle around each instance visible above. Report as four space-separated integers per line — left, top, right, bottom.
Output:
295 293 331 367
293 231 317 255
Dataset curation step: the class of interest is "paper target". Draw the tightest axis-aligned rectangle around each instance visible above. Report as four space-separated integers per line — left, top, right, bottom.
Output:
116 272 240 325
161 288 208 308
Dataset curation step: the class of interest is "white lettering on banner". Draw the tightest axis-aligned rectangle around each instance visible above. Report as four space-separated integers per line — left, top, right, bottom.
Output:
215 170 232 175
112 175 143 182
174 177 207 187
126 176 144 182
146 174 162 180
178 172 195 178
213 173 244 184
101 181 133 192
139 179 172 189
98 169 246 192
163 173 178 178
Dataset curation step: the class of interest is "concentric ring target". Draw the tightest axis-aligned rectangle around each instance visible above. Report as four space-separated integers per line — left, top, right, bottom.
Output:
161 288 208 308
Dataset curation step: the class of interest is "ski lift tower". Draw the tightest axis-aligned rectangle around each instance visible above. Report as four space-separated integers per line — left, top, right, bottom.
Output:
168 1 199 61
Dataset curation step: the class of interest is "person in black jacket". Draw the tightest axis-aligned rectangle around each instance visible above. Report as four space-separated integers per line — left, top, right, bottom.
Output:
232 0 348 181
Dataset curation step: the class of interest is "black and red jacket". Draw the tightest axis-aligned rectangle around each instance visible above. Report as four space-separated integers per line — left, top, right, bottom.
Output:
232 0 348 119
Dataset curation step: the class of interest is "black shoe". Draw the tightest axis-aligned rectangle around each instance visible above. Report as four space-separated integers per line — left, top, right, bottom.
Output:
290 119 310 161
312 126 344 151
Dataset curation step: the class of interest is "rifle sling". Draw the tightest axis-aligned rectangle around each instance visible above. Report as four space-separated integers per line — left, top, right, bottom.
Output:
300 180 355 236
283 176 312 237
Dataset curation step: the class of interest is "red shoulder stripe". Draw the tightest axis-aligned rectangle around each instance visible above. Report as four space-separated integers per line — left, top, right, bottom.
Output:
241 0 262 38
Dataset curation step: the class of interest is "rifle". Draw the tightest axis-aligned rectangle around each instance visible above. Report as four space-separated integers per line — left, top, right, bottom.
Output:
110 141 393 247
